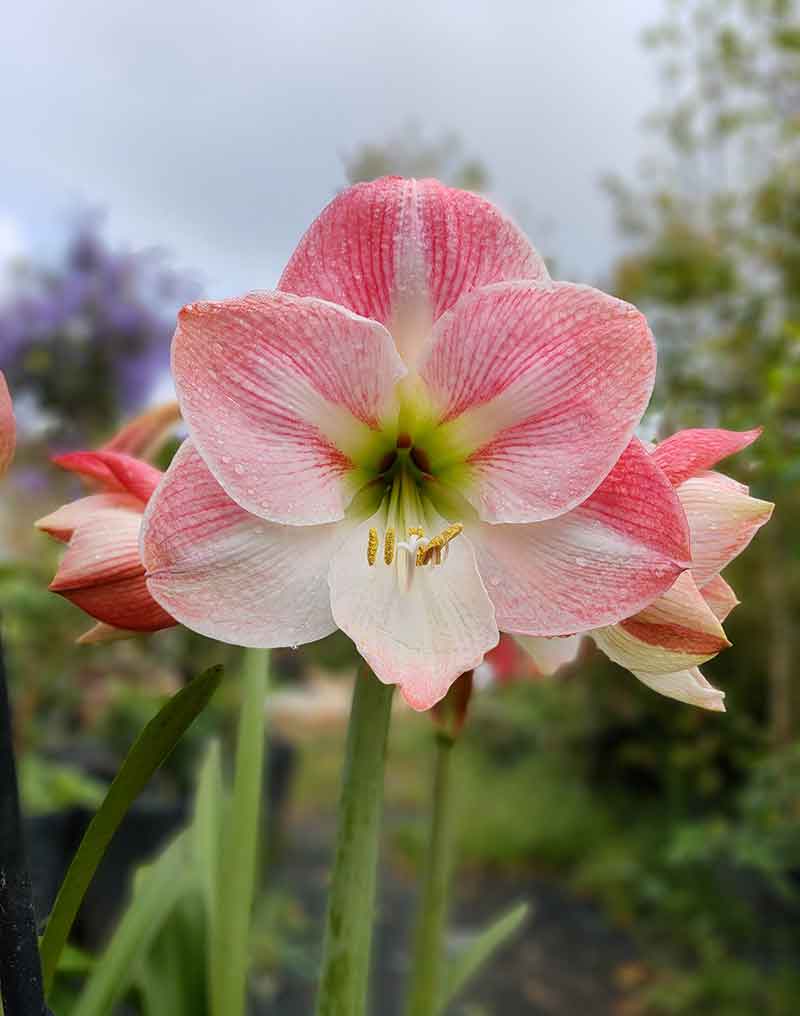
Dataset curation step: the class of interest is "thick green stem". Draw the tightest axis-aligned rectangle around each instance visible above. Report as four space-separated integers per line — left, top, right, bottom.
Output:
406 731 457 1016
211 648 269 1016
315 667 394 1016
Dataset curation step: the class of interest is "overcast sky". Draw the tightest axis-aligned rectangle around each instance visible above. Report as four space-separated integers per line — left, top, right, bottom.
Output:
1 0 665 299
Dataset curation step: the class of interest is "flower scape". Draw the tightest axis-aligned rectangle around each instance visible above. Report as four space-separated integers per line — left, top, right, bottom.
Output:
39 178 772 711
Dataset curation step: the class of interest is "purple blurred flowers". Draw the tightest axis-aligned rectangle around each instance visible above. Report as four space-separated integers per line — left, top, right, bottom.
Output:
0 213 198 443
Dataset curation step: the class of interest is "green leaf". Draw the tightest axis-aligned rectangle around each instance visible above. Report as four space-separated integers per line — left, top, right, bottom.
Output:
211 649 269 1016
71 835 191 1016
442 901 530 1007
40 664 223 994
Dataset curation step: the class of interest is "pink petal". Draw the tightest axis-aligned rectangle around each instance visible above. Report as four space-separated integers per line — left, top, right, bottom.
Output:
651 427 762 485
173 291 406 525
678 471 773 587
142 441 345 647
36 493 145 542
60 574 175 632
103 401 182 459
77 622 141 645
419 283 656 522
279 177 549 362
701 575 739 622
50 506 146 590
49 505 173 633
515 635 583 676
469 439 691 635
592 572 729 677
630 666 726 712
0 371 15 477
53 451 162 502
328 512 499 710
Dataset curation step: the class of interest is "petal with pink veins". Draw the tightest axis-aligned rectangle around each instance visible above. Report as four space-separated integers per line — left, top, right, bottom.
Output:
419 283 656 522
468 439 691 635
173 292 406 525
279 177 549 363
677 471 773 587
142 441 346 648
50 506 146 591
515 635 583 676
328 512 499 711
53 451 162 502
630 666 726 712
103 401 181 460
36 493 145 543
591 572 729 677
701 574 739 622
59 574 175 633
651 427 762 486
48 505 174 633
0 372 15 477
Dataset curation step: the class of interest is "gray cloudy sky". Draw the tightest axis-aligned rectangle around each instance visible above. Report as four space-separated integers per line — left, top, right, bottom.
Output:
1 0 664 298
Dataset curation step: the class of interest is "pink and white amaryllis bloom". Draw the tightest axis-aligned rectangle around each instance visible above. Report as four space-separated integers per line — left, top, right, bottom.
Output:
519 428 774 711
142 176 692 710
0 372 14 479
37 449 176 644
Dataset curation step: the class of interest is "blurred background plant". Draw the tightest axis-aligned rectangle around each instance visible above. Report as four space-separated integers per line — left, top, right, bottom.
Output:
1 0 799 1013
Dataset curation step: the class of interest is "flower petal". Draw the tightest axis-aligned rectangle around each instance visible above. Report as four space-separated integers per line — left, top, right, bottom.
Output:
651 427 762 485
630 666 726 712
328 511 499 710
468 439 690 635
103 401 182 459
592 572 729 677
36 493 145 542
77 622 141 645
0 371 15 477
48 504 173 633
173 291 406 525
419 283 656 522
59 574 175 633
677 471 773 586
701 574 739 622
142 441 344 648
279 177 549 362
50 506 146 590
53 451 162 502
515 634 583 675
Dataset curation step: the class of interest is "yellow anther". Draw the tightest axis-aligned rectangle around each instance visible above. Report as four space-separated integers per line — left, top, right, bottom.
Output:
420 522 464 566
367 528 378 566
408 526 424 538
384 527 396 565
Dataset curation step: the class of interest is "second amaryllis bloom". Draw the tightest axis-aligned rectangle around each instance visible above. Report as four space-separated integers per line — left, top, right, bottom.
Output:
142 176 692 710
520 428 774 710
37 449 176 643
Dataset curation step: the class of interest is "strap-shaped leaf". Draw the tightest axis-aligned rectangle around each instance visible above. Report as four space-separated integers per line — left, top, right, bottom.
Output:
70 836 191 1016
40 664 223 993
442 901 530 1007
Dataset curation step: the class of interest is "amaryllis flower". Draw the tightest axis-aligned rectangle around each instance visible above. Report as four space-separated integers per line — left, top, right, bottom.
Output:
142 176 692 710
37 448 176 643
0 371 14 478
520 428 773 711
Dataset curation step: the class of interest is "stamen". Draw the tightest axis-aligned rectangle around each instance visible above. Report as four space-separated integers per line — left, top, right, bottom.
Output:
367 527 378 566
407 526 424 538
420 522 464 566
384 527 396 565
